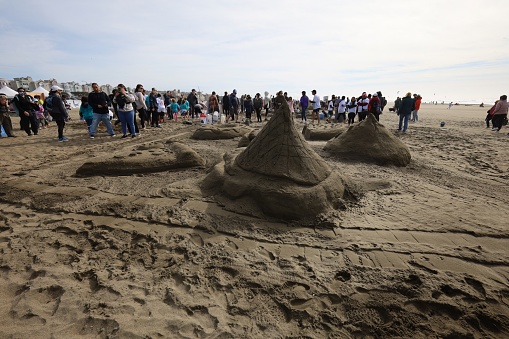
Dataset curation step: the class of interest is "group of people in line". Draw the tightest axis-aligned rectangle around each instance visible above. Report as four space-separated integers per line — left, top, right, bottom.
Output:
2 85 508 141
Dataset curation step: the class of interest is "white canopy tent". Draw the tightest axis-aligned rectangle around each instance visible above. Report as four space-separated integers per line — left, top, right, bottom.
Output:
31 85 49 96
0 86 18 98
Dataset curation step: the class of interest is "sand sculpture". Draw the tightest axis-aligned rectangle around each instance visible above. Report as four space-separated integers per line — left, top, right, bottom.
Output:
302 124 343 141
202 96 349 220
75 141 205 177
324 113 411 166
191 125 252 140
237 129 259 147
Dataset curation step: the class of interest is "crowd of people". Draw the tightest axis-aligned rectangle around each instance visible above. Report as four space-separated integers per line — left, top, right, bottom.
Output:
2 85 508 141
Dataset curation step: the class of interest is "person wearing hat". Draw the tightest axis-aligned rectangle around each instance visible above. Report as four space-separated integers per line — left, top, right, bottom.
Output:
46 85 70 142
0 94 16 137
368 92 382 121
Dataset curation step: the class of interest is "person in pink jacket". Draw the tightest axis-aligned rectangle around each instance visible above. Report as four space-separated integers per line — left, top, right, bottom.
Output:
491 94 508 133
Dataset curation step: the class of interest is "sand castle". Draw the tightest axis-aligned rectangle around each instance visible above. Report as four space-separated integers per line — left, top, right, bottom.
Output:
324 113 411 166
202 96 349 220
75 141 205 177
191 124 252 140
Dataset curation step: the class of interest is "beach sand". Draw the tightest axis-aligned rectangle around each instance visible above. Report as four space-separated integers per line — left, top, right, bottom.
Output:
0 103 508 338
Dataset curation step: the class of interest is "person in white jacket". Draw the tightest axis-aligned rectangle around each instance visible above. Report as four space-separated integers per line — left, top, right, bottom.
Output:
134 84 149 129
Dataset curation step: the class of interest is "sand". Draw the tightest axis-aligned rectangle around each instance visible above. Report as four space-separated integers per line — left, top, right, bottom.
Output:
0 103 508 338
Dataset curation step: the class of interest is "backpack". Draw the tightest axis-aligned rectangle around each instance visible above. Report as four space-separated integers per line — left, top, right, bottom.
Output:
370 100 380 113
44 96 54 113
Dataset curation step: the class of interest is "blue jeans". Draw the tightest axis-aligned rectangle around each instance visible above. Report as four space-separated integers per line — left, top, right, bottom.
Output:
412 110 419 122
89 113 115 136
118 110 135 136
398 114 410 132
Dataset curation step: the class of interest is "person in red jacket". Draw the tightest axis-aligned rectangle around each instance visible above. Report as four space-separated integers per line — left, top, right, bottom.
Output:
368 92 382 121
411 94 422 122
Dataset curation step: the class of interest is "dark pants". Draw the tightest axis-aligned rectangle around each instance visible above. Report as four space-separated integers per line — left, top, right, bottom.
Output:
255 108 262 122
0 114 14 136
301 107 307 121
150 109 159 127
358 111 367 122
138 108 148 128
348 113 356 124
492 114 507 131
485 114 493 128
20 112 38 135
55 118 65 138
246 110 253 120
189 104 196 119
372 112 381 121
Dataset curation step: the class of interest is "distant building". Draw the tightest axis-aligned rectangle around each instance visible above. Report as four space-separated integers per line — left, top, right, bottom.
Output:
10 76 34 91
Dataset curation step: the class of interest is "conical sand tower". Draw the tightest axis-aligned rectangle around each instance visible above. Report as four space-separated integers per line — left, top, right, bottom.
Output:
202 98 349 220
324 113 411 166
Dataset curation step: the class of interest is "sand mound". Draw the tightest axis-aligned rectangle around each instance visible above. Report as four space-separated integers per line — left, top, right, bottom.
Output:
75 140 205 177
191 125 252 140
202 98 349 220
302 124 343 141
324 113 411 166
237 129 259 147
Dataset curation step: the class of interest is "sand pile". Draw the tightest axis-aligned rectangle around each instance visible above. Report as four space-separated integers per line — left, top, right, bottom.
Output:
324 113 411 166
202 97 349 220
75 140 205 177
191 124 252 140
237 129 258 147
302 124 343 141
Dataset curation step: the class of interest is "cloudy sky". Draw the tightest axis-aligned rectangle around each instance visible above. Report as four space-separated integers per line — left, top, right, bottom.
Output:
1 0 507 103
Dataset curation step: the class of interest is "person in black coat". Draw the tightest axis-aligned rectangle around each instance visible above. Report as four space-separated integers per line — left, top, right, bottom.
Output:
397 92 415 133
12 88 39 136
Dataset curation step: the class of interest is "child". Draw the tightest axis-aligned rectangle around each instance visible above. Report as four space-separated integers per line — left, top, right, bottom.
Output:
180 98 189 120
169 98 180 122
34 97 46 129
79 96 94 132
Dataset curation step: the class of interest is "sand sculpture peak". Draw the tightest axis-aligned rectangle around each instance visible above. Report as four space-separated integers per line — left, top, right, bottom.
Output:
235 98 331 185
324 113 411 166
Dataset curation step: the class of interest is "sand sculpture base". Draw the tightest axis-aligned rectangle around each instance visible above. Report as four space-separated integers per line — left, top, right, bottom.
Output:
191 125 252 140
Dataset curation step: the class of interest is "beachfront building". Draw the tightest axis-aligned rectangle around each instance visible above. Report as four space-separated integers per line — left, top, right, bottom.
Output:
10 76 35 91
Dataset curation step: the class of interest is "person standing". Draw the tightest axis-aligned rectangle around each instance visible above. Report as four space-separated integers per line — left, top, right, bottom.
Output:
244 95 254 123
88 83 115 138
412 94 422 122
149 88 161 128
368 92 382 121
299 91 309 123
12 88 39 136
336 96 347 123
79 96 94 133
253 93 263 123
357 92 369 122
222 91 230 118
187 89 198 119
114 84 137 138
0 94 15 137
491 95 508 133
45 85 69 142
134 84 149 129
310 89 321 124
397 92 415 133
208 91 220 114
485 100 498 129
394 97 402 113
346 97 357 125
228 89 239 123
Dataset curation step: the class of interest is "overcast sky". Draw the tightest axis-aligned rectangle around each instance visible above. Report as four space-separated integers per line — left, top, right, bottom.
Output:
1 0 507 103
